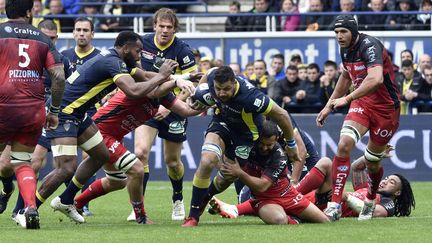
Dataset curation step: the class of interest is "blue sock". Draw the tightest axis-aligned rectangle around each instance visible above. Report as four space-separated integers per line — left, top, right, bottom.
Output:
188 186 208 219
60 178 82 205
169 176 183 202
143 172 149 196
13 193 24 213
0 175 14 194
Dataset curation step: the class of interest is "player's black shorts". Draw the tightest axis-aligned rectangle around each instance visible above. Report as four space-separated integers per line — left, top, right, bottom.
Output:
144 112 188 143
46 113 94 139
37 131 51 152
205 116 254 166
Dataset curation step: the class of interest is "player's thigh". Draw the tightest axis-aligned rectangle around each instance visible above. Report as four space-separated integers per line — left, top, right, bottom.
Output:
78 124 109 163
298 202 330 223
258 203 287 225
0 145 14 176
163 139 183 164
51 136 78 167
134 125 158 157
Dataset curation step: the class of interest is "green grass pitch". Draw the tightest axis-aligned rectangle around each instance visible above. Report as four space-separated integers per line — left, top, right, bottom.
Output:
1 181 431 242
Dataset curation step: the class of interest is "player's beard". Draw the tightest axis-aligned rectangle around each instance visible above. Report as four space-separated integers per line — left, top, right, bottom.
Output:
124 53 137 68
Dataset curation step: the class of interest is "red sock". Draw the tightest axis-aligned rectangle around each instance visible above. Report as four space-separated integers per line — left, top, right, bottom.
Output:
15 165 37 208
295 167 325 194
331 156 351 204
131 199 145 217
367 166 384 200
74 179 106 209
236 200 254 216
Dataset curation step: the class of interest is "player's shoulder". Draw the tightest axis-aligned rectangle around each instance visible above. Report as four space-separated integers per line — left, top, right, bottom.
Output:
359 33 382 49
61 47 75 56
141 33 155 44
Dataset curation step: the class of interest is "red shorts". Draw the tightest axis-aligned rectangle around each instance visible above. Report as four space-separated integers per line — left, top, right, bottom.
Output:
345 100 400 146
303 192 327 211
103 135 128 165
251 186 310 216
0 105 45 147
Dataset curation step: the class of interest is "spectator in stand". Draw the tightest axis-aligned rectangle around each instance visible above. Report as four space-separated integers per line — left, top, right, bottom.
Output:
418 0 432 30
358 0 388 30
294 63 322 112
297 64 308 81
100 0 134 32
410 65 432 112
300 0 332 31
387 51 401 74
289 53 303 66
249 59 275 94
63 0 80 14
399 49 422 78
213 59 224 68
199 56 213 73
81 5 101 32
45 0 74 32
320 60 339 104
386 0 421 30
279 0 300 31
225 1 244 32
331 0 363 11
229 63 243 76
32 0 44 27
268 54 286 81
271 65 302 107
418 54 432 77
243 62 255 80
397 59 423 114
192 48 201 64
242 0 273 31
328 0 357 30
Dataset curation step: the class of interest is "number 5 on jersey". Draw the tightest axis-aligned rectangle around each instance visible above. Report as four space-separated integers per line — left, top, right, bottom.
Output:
19 44 30 68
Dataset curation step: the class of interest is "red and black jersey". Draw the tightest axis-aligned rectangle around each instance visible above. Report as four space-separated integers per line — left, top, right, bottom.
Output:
243 143 290 200
0 21 62 108
341 188 395 217
92 90 177 141
341 33 400 110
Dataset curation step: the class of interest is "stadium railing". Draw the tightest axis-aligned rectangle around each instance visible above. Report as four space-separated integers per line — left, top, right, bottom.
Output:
76 1 209 13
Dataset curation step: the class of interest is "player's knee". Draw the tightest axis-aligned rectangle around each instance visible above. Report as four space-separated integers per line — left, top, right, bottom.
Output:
127 162 144 180
134 146 150 163
316 157 332 171
106 178 127 190
337 138 355 155
268 214 287 225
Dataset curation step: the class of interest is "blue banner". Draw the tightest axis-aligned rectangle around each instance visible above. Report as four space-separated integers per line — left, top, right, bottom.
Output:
57 33 432 70
39 115 432 181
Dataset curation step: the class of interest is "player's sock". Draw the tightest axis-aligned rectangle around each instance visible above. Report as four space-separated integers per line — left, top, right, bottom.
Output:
59 176 83 205
74 179 106 209
131 200 145 216
168 163 184 202
295 167 325 194
0 175 14 194
366 166 383 200
236 200 254 216
15 165 37 208
234 180 245 195
35 191 45 208
13 193 24 213
202 177 222 208
331 156 351 204
81 174 96 208
188 174 210 219
142 165 150 196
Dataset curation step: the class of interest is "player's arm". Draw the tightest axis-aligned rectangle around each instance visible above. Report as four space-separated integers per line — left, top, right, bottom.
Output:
47 65 66 108
266 103 300 163
221 161 272 193
168 98 204 117
346 65 383 101
290 129 307 184
147 79 195 99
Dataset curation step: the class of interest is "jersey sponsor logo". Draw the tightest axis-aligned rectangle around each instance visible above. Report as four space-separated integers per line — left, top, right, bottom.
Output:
272 158 287 179
253 98 262 108
118 61 128 73
367 46 377 62
363 38 371 44
334 172 348 196
182 56 191 64
235 145 251 159
5 26 40 36
348 107 364 114
108 140 121 153
354 65 366 71
121 115 142 132
168 121 186 134
142 51 155 60
8 70 41 79
4 26 12 33
373 128 393 138
63 123 71 132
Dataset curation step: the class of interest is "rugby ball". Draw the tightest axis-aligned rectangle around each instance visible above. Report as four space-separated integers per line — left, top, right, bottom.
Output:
192 83 216 107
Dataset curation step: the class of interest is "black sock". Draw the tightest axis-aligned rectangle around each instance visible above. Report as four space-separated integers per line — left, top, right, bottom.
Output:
169 176 183 202
0 175 14 194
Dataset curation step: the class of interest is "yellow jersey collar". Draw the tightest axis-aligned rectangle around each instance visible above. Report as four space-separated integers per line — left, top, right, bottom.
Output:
154 35 175 51
75 46 95 59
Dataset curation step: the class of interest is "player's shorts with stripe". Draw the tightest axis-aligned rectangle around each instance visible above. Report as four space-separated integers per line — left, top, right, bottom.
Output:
46 113 93 139
144 112 188 142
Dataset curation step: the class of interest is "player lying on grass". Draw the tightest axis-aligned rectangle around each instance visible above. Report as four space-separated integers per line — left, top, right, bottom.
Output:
209 120 329 225
210 146 415 220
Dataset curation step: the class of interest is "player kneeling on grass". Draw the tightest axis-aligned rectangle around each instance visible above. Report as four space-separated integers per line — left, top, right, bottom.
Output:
72 75 202 224
210 120 329 225
213 146 415 220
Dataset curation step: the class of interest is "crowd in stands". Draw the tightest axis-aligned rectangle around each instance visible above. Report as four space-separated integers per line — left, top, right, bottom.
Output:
1 0 431 32
192 48 432 114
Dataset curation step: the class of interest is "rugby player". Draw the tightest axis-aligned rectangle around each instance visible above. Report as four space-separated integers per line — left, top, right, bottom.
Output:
0 0 65 229
182 66 300 227
316 15 401 221
131 7 198 221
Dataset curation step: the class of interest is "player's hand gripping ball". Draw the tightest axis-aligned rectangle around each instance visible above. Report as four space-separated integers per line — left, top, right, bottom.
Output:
191 83 216 107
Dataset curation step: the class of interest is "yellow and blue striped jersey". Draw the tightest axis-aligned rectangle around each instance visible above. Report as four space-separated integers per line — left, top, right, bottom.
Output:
61 46 100 72
60 48 136 118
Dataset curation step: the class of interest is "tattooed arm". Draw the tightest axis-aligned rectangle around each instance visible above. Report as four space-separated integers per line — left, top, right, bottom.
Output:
45 65 66 130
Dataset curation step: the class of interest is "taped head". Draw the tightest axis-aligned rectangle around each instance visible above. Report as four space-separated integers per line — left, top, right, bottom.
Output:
334 15 359 47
